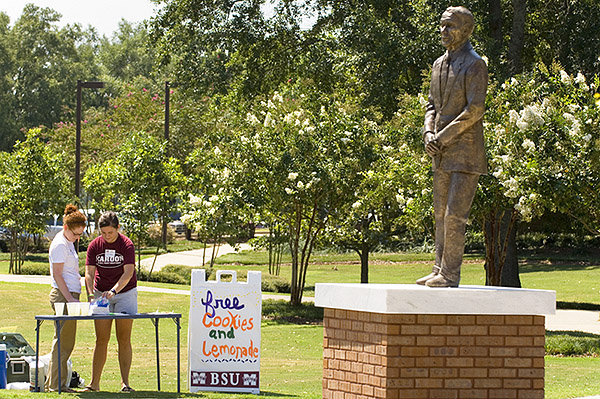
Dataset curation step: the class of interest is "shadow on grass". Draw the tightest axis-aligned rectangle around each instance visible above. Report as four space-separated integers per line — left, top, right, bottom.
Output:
557 301 600 311
262 299 323 325
76 390 297 398
518 261 600 274
517 248 600 274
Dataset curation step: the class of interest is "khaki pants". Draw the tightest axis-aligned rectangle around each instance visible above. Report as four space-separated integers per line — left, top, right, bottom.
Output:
433 170 480 283
45 288 80 391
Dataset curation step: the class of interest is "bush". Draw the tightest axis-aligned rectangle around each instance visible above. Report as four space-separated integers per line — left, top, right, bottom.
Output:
148 271 187 285
262 299 323 324
146 223 176 246
21 262 50 275
546 331 600 356
262 275 291 293
138 265 212 284
207 270 291 293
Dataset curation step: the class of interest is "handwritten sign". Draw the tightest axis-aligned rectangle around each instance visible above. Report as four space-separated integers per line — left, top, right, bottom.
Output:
188 270 261 394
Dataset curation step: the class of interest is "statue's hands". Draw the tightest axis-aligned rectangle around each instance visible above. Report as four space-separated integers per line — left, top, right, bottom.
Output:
424 133 441 156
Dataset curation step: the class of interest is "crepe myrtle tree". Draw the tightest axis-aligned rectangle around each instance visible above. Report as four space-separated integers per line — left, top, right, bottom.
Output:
181 143 255 268
0 129 69 273
229 82 376 305
84 131 183 275
322 93 433 283
474 63 600 286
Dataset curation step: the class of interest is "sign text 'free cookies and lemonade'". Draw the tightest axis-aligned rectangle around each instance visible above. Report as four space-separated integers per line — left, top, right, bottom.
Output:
188 270 261 394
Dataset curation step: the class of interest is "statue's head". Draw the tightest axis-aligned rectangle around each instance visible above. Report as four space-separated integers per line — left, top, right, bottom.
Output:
440 6 474 51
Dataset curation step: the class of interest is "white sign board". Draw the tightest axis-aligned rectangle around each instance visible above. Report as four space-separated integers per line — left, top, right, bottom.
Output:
188 270 261 394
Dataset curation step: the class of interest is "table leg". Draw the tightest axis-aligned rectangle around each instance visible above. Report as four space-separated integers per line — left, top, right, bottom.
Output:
176 317 181 393
54 320 64 394
35 320 42 392
152 318 160 391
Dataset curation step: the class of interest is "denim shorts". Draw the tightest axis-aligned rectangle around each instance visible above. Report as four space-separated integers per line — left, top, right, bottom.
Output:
93 287 138 314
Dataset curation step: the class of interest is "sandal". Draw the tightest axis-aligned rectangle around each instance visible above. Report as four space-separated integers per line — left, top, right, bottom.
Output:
81 386 98 392
120 386 135 392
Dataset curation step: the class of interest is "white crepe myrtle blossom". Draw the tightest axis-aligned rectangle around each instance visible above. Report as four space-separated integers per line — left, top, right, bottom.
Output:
264 112 274 127
288 172 298 181
575 73 589 92
521 104 545 126
516 120 529 132
189 194 203 207
522 139 535 153
283 113 294 124
284 187 294 195
352 201 362 210
246 113 260 125
395 193 405 205
560 70 571 85
502 177 519 198
514 196 533 221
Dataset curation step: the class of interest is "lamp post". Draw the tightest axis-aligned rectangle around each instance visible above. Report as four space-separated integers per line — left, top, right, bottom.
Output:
75 80 104 200
161 81 178 247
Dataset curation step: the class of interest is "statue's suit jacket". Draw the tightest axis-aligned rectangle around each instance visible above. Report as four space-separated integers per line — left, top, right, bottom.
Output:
424 42 488 175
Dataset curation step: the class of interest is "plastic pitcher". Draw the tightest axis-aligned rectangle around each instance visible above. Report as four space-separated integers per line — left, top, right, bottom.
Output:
0 343 7 389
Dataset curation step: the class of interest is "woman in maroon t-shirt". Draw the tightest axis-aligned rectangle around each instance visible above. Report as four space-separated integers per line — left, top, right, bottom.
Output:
84 211 137 393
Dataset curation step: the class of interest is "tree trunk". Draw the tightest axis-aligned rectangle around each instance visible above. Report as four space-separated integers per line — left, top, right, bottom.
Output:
360 244 369 284
268 225 274 275
289 204 302 306
488 0 503 68
483 209 521 287
508 0 527 74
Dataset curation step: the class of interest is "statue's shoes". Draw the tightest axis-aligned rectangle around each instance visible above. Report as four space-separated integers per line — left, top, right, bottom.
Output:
425 274 459 288
416 272 438 285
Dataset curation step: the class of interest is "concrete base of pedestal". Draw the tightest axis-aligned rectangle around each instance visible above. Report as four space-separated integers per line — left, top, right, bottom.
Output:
315 284 555 399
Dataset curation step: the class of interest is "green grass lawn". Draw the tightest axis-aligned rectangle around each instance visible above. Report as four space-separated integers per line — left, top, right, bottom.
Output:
214 248 600 305
6 242 599 306
1 280 600 398
2 245 600 397
0 281 323 398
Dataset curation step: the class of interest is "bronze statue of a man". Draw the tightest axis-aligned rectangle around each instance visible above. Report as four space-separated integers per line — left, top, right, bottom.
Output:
416 6 488 288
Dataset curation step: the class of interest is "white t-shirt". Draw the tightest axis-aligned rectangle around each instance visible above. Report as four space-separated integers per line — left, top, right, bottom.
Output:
49 230 81 293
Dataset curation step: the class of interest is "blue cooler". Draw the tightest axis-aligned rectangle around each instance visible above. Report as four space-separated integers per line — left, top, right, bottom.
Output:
0 343 7 389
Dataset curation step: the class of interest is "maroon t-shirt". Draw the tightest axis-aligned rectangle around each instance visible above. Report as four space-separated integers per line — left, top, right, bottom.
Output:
86 233 137 293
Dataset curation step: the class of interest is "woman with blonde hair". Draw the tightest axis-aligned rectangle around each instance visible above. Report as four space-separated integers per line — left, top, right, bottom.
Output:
46 204 87 392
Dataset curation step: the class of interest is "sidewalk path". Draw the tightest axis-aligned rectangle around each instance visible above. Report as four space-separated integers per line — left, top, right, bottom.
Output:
1 269 599 331
0 274 312 302
139 242 252 271
545 309 600 334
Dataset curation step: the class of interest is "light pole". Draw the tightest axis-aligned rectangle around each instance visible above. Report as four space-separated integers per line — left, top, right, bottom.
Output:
161 81 178 247
75 80 104 200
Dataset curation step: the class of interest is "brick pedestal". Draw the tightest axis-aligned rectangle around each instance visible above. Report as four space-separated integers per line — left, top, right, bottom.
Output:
315 284 555 399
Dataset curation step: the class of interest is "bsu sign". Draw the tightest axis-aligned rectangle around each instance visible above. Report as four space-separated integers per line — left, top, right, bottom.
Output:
188 270 261 394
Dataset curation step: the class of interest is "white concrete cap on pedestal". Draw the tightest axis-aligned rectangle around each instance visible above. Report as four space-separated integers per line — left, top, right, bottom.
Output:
315 284 556 315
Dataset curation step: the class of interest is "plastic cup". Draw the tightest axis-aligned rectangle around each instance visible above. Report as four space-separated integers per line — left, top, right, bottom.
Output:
54 302 65 316
79 302 90 316
66 302 78 316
